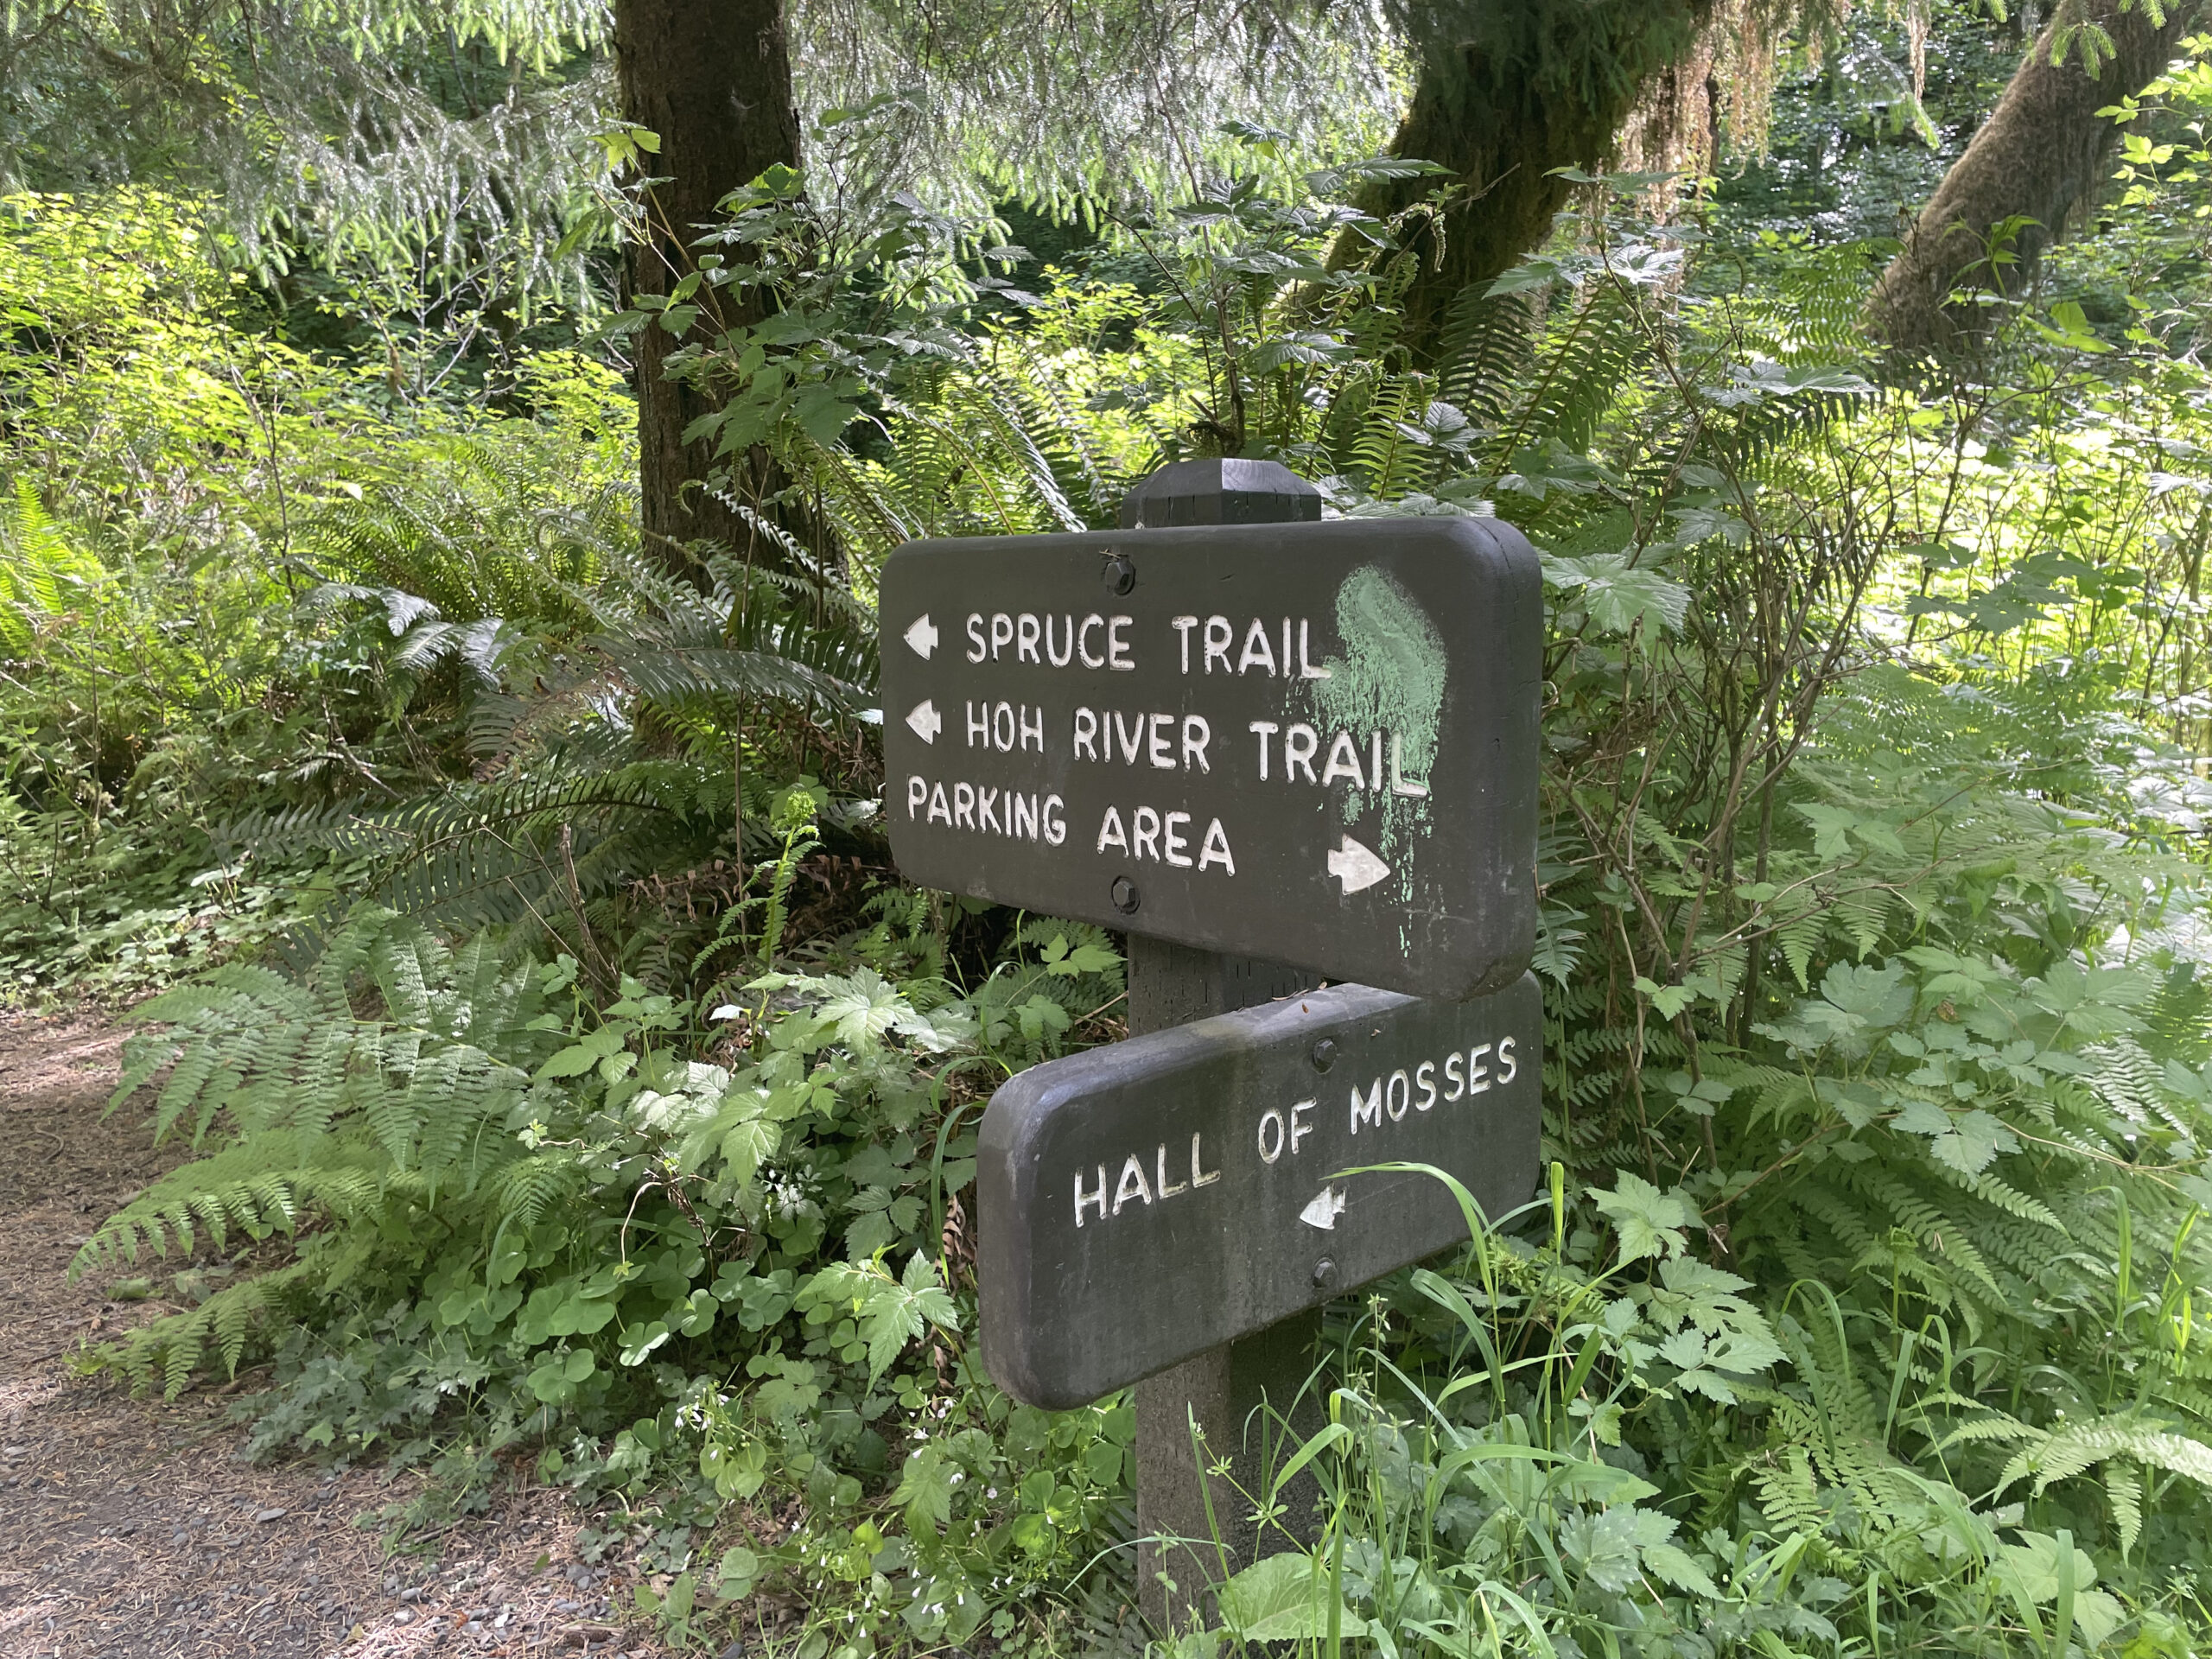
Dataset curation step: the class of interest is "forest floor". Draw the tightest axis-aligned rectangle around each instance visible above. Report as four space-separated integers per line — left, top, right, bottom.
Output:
0 1011 672 1659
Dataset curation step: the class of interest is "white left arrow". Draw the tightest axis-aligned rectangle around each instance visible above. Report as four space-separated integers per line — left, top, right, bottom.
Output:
1326 834 1392 894
1299 1185 1347 1230
906 700 943 744
904 613 938 659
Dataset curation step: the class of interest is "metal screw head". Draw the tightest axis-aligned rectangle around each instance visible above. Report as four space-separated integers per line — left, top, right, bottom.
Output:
1102 553 1136 596
1311 1038 1337 1073
1110 875 1140 914
1312 1257 1337 1289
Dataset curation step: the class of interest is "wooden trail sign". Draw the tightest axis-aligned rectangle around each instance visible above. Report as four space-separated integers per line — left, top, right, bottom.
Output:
880 518 1542 1000
978 975 1542 1410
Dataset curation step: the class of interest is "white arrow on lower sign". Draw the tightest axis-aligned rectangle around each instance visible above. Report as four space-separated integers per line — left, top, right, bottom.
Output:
1299 1185 1347 1230
1326 835 1391 894
906 700 943 744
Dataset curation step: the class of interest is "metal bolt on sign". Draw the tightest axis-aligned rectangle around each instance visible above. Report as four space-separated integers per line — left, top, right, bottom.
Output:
881 458 1545 1632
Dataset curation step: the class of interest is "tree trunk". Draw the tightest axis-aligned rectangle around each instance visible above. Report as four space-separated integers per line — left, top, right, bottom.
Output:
615 0 802 582
1350 0 1716 364
1869 0 2200 353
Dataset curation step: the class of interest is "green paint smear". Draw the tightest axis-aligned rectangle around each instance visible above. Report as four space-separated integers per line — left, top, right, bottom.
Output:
1301 566 1445 906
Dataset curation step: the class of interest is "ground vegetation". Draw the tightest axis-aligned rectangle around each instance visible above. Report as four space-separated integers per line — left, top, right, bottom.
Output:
11 12 2212 1659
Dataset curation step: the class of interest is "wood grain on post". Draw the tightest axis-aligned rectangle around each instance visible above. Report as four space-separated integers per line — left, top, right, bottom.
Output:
1120 465 1326 1632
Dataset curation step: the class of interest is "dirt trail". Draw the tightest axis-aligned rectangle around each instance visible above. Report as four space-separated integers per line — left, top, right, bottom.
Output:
0 1013 667 1659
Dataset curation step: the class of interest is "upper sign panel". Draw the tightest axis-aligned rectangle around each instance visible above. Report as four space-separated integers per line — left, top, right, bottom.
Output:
880 518 1541 1000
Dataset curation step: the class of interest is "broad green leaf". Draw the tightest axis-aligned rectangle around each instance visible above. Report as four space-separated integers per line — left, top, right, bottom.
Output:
1214 1551 1369 1641
1592 1172 1697 1265
1930 1109 2016 1174
1633 976 1695 1019
1542 552 1691 636
1643 1541 1721 1599
894 1444 957 1531
535 1021 631 1080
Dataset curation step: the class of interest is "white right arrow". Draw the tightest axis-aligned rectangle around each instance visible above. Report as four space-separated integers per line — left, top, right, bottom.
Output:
905 700 943 744
903 614 938 659
1299 1185 1347 1230
1326 834 1391 894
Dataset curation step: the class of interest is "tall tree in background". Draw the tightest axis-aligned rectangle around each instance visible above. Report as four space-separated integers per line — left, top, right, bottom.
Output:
614 0 802 577
1870 0 2203 350
1349 0 1720 362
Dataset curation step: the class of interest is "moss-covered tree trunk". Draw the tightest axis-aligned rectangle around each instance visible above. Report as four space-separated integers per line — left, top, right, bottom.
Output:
615 0 802 581
1869 0 2201 352
1351 0 1716 364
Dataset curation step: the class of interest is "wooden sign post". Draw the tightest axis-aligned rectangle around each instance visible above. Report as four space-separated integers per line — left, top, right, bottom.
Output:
881 460 1546 1630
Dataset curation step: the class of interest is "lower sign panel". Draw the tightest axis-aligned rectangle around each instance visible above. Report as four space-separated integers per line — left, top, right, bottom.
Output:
978 976 1541 1408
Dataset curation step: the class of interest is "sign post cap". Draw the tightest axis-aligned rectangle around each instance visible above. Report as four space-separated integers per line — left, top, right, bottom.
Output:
1118 458 1323 529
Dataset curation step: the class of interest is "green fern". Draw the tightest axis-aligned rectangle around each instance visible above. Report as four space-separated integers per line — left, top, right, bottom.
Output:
105 1263 319 1399
73 906 574 1392
0 478 107 652
1433 287 1534 427
300 428 633 630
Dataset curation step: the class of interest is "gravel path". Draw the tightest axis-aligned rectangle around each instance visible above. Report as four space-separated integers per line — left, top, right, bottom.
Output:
0 1013 671 1659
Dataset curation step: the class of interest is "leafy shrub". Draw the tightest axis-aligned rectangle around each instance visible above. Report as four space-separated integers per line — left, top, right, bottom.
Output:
43 137 2212 1658
76 878 1129 1629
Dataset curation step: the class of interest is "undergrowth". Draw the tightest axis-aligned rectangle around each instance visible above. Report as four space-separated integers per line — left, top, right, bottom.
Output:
18 124 2212 1659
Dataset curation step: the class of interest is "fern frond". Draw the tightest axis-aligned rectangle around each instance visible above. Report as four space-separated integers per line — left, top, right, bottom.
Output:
101 1262 318 1399
2108 1459 2145 1557
1999 1416 2212 1499
1433 288 1532 427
